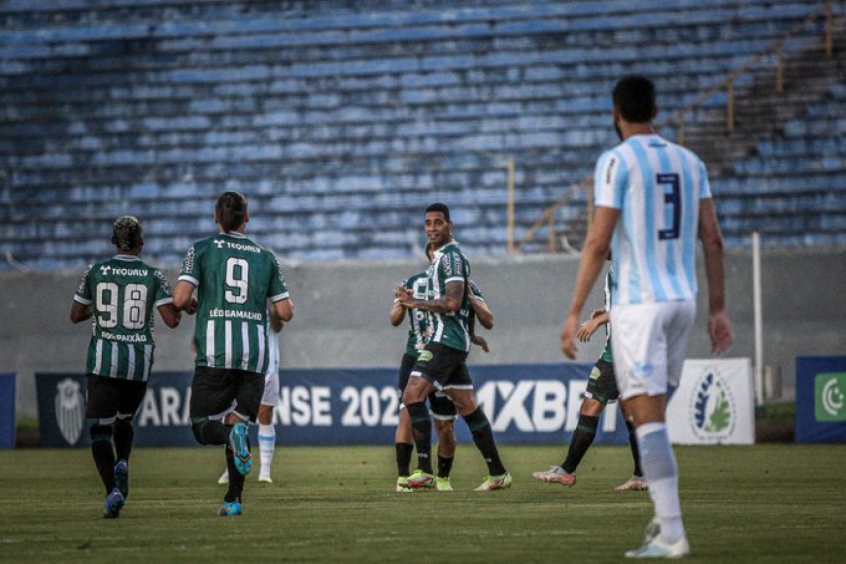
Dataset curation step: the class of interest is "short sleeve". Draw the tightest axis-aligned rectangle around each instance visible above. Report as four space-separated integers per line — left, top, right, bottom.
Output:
153 269 174 307
439 250 465 285
469 279 484 301
267 254 290 302
594 150 627 209
178 244 200 287
697 159 712 200
73 263 94 305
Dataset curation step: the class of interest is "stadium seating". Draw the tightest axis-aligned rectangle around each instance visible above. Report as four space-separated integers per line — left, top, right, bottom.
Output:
0 0 843 269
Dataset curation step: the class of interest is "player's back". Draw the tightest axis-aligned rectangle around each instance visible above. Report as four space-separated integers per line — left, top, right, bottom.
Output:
181 232 284 372
75 255 173 380
597 133 710 305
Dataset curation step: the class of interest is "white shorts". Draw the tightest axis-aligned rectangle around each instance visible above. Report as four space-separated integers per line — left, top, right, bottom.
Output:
260 369 280 407
610 300 696 400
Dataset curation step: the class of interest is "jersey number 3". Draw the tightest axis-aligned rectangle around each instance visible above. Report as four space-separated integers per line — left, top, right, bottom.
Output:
657 173 681 241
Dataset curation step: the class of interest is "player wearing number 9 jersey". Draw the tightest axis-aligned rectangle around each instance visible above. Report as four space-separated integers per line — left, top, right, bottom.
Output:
71 215 182 519
173 191 294 517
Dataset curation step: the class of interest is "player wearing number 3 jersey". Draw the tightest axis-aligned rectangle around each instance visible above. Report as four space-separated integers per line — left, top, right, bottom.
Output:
71 215 183 519
174 191 294 517
561 76 733 559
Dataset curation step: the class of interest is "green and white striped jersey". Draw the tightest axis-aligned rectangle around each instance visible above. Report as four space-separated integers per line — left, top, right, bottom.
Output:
600 267 614 363
400 272 431 356
73 255 174 382
427 241 472 352
179 232 289 373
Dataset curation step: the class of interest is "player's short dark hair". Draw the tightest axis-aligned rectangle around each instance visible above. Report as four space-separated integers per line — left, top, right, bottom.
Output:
612 75 656 123
112 215 143 251
216 191 248 233
426 203 450 222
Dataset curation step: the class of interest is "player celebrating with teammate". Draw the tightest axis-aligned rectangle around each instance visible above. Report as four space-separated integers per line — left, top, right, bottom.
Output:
561 76 733 558
174 191 294 517
70 215 184 518
391 243 495 493
398 203 510 492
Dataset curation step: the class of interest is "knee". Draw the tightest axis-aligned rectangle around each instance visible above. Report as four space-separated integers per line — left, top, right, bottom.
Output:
191 420 211 445
89 423 113 441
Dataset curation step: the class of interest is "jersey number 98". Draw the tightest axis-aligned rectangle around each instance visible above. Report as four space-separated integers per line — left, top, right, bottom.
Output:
96 283 148 330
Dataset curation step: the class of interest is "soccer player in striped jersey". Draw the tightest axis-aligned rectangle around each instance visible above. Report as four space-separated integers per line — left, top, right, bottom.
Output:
534 263 646 491
561 76 733 559
70 215 183 518
173 191 294 517
391 244 495 493
399 204 510 492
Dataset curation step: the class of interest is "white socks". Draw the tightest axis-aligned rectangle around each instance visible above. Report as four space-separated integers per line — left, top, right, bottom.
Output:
258 424 276 476
636 422 685 543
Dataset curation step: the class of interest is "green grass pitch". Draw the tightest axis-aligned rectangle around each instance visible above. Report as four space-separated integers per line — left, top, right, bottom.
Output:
1 444 844 562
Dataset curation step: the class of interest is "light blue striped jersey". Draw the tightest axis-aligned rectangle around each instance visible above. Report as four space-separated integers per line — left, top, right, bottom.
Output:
594 134 712 305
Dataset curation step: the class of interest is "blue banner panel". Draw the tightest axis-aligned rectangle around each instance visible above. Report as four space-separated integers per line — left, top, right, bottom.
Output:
796 356 846 443
37 363 629 447
0 373 15 449
274 363 629 446
36 372 195 448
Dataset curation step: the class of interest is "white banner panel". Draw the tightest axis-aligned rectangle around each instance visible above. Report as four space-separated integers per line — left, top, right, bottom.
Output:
667 358 755 445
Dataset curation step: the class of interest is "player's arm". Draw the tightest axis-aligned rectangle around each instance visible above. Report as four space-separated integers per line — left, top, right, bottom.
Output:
390 284 407 326
469 292 495 330
157 303 181 328
400 280 463 314
272 297 294 322
698 197 733 354
268 304 285 333
468 309 490 353
69 302 93 323
173 280 197 312
576 310 610 342
562 206 619 358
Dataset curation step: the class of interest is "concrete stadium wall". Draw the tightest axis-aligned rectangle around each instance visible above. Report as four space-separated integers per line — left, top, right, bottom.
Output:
2 247 844 419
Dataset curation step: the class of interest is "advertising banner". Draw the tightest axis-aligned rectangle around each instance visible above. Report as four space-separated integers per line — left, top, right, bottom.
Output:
796 356 846 443
666 358 755 445
37 363 631 447
0 373 15 449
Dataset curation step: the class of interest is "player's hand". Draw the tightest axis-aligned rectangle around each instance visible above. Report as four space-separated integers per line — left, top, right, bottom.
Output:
471 334 490 353
561 312 580 359
576 318 598 342
708 309 734 355
185 296 199 315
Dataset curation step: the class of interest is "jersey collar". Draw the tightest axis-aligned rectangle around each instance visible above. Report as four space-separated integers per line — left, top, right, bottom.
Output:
113 254 141 262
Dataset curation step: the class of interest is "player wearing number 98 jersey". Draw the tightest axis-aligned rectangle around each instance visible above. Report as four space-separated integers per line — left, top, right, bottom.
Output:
173 191 294 517
71 215 183 519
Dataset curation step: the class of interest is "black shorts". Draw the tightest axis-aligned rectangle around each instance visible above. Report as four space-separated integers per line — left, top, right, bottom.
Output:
584 358 620 404
410 342 473 391
189 366 265 424
85 373 148 425
398 352 457 419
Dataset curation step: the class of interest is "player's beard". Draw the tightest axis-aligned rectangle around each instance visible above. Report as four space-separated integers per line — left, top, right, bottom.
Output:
614 118 623 141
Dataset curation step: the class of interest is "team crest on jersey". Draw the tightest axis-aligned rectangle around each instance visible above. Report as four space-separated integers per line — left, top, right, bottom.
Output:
55 378 85 446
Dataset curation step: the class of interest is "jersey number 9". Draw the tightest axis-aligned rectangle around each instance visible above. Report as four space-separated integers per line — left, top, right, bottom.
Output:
225 257 250 304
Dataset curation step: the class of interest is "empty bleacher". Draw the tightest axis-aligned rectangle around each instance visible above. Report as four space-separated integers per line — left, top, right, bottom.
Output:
0 0 843 269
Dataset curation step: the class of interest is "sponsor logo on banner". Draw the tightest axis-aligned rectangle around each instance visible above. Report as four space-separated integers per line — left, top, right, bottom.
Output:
815 373 846 422
689 366 736 440
55 378 85 445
